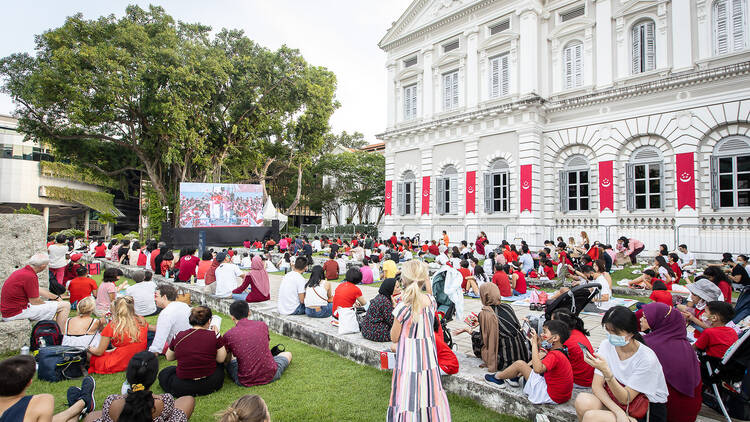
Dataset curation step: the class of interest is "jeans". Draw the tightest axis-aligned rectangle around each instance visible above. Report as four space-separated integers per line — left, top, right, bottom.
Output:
227 356 289 386
305 303 333 318
291 303 306 315
232 292 248 302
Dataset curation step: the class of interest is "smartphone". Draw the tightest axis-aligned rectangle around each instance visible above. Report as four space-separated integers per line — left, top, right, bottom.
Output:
521 321 531 338
578 342 593 359
210 315 222 337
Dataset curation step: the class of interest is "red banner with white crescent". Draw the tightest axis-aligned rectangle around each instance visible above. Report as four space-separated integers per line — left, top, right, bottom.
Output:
421 176 430 215
465 171 476 214
520 164 532 212
384 180 392 215
599 160 614 212
676 152 696 210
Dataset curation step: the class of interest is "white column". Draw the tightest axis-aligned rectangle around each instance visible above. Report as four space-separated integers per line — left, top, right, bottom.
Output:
518 8 540 95
584 28 595 87
656 3 669 71
386 63 396 128
595 0 614 87
395 80 403 124
465 28 479 109
696 0 711 60
422 49 434 120
615 18 629 79
672 0 694 71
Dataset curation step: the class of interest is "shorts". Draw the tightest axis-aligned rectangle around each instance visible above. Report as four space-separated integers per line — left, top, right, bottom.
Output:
227 355 290 386
4 301 60 322
523 371 555 404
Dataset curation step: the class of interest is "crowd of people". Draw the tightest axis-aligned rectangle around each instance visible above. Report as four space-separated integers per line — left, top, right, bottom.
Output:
1 228 748 421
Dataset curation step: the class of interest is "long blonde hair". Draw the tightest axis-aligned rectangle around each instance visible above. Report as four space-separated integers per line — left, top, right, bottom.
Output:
112 296 143 342
216 394 268 422
400 260 430 314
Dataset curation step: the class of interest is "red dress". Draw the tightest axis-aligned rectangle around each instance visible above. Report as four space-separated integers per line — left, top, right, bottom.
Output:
89 322 148 374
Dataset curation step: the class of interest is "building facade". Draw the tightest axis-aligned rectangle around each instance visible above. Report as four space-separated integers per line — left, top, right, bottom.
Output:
377 0 750 257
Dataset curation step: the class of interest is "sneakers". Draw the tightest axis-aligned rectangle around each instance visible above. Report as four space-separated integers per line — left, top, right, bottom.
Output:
484 374 506 388
66 386 80 408
506 376 521 387
80 376 96 413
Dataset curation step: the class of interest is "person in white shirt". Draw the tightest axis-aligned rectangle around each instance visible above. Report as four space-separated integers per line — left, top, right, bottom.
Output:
88 240 97 255
47 234 70 285
311 237 322 252
231 252 242 265
125 270 158 316
335 255 348 275
148 285 191 355
518 246 535 274
677 244 697 274
277 257 308 315
240 253 252 269
435 251 450 267
402 250 413 261
214 252 244 298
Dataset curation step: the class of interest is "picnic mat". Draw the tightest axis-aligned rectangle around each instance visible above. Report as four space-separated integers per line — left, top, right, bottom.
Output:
508 296 639 315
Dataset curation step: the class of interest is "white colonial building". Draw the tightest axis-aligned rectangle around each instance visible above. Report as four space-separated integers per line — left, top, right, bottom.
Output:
377 0 750 258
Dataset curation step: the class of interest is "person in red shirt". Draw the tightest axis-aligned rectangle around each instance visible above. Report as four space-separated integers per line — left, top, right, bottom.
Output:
389 232 398 247
1 254 70 327
702 266 733 304
421 241 429 253
458 260 479 297
434 315 459 375
332 268 366 318
492 264 513 297
93 240 107 258
322 254 339 280
648 280 673 306
668 253 683 280
68 267 98 306
510 264 527 295
428 241 440 257
543 260 557 280
176 248 199 282
551 309 594 387
485 320 573 404
694 301 738 358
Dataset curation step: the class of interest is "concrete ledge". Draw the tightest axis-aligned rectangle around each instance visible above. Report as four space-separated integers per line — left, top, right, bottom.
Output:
0 319 32 354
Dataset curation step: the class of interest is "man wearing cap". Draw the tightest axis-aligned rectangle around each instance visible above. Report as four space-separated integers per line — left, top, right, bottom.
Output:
677 278 723 335
63 253 83 286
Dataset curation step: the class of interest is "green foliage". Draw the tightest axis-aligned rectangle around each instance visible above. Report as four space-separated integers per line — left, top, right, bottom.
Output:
315 150 385 224
40 161 118 188
50 228 85 238
96 212 118 225
112 231 139 240
144 183 166 239
42 186 120 216
12 204 41 215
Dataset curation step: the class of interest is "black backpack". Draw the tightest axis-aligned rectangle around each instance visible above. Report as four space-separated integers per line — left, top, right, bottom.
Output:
48 277 66 296
30 320 62 351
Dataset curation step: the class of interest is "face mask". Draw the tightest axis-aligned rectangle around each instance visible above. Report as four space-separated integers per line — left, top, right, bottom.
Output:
607 333 629 347
695 300 707 310
540 340 553 350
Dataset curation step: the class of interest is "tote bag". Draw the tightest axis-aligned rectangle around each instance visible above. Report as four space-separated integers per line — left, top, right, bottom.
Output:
337 307 360 335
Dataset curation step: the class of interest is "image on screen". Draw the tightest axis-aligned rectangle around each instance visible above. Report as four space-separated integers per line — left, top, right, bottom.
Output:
179 183 264 228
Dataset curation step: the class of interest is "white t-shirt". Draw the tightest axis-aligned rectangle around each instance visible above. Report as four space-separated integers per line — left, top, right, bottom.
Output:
126 281 158 316
679 251 696 268
48 244 69 269
596 274 612 298
595 339 669 403
658 266 670 280
128 249 141 266
241 256 252 268
214 263 242 297
231 254 242 265
304 283 329 307
519 253 534 273
148 301 191 354
312 240 322 251
278 271 306 315
436 254 450 266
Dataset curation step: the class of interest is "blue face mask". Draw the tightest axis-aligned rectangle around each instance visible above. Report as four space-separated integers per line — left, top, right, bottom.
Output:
607 333 629 347
541 340 553 350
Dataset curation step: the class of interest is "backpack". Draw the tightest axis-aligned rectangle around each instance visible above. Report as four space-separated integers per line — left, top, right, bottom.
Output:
48 277 66 296
30 320 62 352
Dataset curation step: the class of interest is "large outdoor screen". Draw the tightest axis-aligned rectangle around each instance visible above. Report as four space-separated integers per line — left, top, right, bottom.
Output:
178 183 264 228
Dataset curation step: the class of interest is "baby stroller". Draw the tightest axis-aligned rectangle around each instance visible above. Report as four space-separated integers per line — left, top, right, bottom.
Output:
431 267 464 323
701 329 750 422
432 269 456 321
529 283 602 334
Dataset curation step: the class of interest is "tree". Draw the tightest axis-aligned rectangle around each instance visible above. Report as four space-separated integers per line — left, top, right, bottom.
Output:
317 150 385 225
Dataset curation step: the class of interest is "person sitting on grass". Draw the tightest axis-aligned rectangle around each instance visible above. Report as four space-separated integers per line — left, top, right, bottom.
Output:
67 266 98 308
484 320 574 405
491 263 513 297
458 259 480 298
148 285 191 355
360 278 400 342
628 268 660 290
224 301 292 387
95 268 128 318
668 253 683 281
332 267 367 318
694 300 737 360
62 296 102 348
551 309 594 388
217 394 270 422
126 270 159 317
303 265 334 318
0 355 95 422
88 296 149 375
158 306 227 397
84 351 195 422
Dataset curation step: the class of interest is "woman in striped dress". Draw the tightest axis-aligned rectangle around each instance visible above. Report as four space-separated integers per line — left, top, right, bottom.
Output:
387 260 451 421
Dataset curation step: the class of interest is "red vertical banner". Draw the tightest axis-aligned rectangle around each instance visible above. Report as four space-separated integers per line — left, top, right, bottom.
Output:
599 160 614 211
421 176 431 215
520 164 532 212
465 171 476 214
676 152 696 210
384 180 392 215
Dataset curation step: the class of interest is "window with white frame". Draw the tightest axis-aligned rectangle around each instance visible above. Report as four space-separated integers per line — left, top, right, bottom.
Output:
632 20 656 73
711 136 750 208
484 159 510 213
397 171 416 215
559 155 589 212
436 166 459 214
443 70 459 111
489 53 510 98
713 0 748 55
403 84 417 120
563 41 584 89
626 146 664 210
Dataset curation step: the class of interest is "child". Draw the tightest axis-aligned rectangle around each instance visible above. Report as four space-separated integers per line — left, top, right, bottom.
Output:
67 266 98 307
95 268 129 317
668 253 683 281
485 320 573 405
694 301 737 358
628 268 659 289
649 280 673 306
543 260 557 280
458 260 480 298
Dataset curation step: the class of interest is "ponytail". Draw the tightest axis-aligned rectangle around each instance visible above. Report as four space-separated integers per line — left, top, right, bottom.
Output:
120 390 154 422
400 261 429 315
119 351 159 422
216 394 269 422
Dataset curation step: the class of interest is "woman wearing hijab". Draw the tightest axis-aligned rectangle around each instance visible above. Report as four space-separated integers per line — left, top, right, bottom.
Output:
360 278 400 342
640 302 702 422
231 256 271 303
454 283 530 372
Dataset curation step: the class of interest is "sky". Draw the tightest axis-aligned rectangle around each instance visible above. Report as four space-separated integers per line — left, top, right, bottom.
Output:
0 0 410 143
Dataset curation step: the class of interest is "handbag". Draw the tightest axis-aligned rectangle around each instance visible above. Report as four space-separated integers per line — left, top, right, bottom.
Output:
87 262 101 275
471 330 483 358
603 382 650 419
36 346 88 382
337 307 360 335
176 290 191 305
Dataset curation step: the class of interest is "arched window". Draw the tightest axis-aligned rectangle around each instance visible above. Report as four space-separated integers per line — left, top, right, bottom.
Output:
713 0 747 55
563 41 584 89
711 136 750 208
632 20 656 73
626 146 664 210
437 166 459 215
560 155 589 212
397 171 416 216
484 159 510 214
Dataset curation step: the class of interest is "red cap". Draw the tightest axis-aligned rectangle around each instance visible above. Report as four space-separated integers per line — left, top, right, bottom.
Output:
70 253 83 262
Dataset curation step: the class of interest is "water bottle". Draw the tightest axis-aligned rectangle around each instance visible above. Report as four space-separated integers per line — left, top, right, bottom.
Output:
39 338 46 348
121 381 130 394
20 346 29 355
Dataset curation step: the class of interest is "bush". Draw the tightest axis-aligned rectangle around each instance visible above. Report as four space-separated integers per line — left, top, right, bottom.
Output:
13 204 42 215
51 228 86 238
112 231 140 241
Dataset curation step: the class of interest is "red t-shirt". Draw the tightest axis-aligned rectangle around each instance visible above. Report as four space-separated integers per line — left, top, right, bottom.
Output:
150 252 158 272
718 281 732 304
649 290 673 306
544 266 557 279
94 244 107 258
669 262 682 280
428 245 440 256
223 319 277 386
332 282 363 317
177 255 199 282
323 260 339 280
542 349 574 403
421 245 429 252
492 272 512 297
0 266 40 318
694 326 738 358
513 271 527 294
68 276 98 304
435 322 459 374
563 330 594 387
136 252 147 266
228 250 235 257
458 268 472 289
390 236 398 246
169 328 225 379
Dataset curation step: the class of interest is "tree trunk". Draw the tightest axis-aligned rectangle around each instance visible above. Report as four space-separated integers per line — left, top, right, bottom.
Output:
284 163 303 215
259 158 275 203
376 207 385 225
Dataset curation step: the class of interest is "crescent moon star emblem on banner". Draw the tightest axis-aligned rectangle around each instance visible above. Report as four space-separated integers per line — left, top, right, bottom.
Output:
423 190 429 197
385 193 391 199
522 181 530 190
467 186 474 194
680 172 692 183
601 178 611 188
